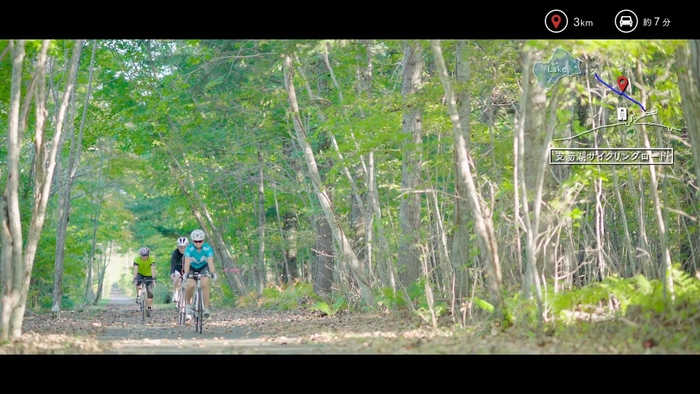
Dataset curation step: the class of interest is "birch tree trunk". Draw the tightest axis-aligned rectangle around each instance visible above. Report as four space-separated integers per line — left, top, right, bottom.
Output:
1 40 27 342
397 41 424 288
53 40 95 314
1 40 82 340
430 40 504 317
283 53 374 306
636 61 674 301
677 40 700 194
86 138 109 305
450 40 472 299
283 211 299 282
165 158 247 295
369 151 394 290
312 212 334 294
257 149 266 292
519 44 547 301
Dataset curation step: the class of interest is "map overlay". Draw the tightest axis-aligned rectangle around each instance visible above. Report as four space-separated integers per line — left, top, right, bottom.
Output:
533 48 582 89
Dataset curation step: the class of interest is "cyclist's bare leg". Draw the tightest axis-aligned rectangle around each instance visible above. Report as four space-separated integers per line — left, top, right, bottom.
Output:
184 278 196 307
171 273 182 298
146 281 154 308
201 276 211 309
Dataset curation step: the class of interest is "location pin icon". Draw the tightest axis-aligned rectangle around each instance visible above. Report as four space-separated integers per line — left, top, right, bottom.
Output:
617 76 629 93
552 15 561 29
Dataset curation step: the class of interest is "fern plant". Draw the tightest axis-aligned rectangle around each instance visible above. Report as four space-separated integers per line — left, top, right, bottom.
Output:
309 295 348 317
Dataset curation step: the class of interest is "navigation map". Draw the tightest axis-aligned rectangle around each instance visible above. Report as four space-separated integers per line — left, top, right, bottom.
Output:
534 48 679 166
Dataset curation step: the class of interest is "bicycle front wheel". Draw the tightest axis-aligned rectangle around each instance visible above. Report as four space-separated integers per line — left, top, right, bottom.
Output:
177 289 186 325
192 290 199 332
141 289 147 324
196 287 204 334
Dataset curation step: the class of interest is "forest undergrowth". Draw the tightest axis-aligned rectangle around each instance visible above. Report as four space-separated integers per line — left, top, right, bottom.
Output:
1 265 698 354
227 264 700 353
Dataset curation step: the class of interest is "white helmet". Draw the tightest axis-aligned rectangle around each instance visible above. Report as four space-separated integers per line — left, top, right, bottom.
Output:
177 237 189 246
139 247 150 256
191 229 205 241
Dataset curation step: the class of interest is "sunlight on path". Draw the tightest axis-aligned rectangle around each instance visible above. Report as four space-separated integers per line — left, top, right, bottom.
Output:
100 284 331 354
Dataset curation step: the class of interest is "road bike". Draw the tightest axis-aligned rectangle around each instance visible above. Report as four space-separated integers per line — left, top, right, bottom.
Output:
188 272 212 334
175 281 187 325
136 278 156 324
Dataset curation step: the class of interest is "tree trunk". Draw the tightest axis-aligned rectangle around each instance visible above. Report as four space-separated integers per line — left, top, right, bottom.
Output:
53 40 95 314
257 149 266 293
2 40 81 340
312 212 334 295
430 40 504 317
397 40 424 288
519 43 548 302
1 40 27 342
368 151 394 290
677 40 700 193
320 44 369 273
160 131 247 295
283 211 299 282
283 53 374 306
636 60 674 302
95 242 112 303
86 138 109 305
450 40 472 299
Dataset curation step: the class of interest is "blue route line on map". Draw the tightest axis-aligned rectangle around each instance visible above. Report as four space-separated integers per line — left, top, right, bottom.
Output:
594 73 646 112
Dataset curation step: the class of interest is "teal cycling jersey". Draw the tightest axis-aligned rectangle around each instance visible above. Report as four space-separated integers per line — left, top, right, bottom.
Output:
184 243 214 271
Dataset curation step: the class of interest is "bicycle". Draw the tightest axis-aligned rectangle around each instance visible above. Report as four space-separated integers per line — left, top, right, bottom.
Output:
175 281 187 325
136 278 156 324
187 272 212 334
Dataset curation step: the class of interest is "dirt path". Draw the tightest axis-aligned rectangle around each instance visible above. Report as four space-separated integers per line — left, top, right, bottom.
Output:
99 284 330 354
5 284 693 354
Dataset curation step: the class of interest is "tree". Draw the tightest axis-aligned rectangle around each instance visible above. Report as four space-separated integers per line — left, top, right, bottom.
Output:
1 40 82 341
283 52 374 306
430 40 504 318
53 40 96 314
677 40 700 193
397 41 424 287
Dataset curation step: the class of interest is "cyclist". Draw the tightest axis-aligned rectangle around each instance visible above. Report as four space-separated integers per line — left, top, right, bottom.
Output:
183 229 217 319
170 236 189 307
133 247 157 317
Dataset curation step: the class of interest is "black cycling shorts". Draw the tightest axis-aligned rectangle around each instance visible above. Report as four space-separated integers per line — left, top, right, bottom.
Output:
187 266 210 278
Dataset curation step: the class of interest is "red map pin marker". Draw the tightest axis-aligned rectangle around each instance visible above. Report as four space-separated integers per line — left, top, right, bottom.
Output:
551 15 561 29
617 76 629 93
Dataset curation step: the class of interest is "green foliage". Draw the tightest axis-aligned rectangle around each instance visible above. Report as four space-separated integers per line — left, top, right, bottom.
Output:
472 297 495 313
309 295 348 317
376 287 407 309
237 281 319 311
551 265 700 321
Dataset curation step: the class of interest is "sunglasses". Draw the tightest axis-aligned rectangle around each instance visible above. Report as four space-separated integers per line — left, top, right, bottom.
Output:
193 240 203 243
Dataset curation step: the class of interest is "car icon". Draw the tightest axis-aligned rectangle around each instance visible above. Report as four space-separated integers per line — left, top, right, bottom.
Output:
620 16 633 27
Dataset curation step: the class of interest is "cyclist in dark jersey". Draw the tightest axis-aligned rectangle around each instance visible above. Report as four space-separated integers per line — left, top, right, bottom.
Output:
170 237 189 305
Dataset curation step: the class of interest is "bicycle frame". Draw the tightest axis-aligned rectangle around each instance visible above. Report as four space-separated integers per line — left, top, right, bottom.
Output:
188 272 208 334
137 278 155 324
176 281 187 325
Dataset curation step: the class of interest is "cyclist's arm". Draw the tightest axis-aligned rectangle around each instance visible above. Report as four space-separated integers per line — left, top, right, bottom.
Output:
132 262 138 281
183 256 191 274
150 260 157 278
170 250 179 275
207 256 215 276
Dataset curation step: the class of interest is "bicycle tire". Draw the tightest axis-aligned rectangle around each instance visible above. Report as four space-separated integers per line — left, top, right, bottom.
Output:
177 288 186 325
196 286 204 334
141 287 147 324
192 286 199 332
180 287 187 325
